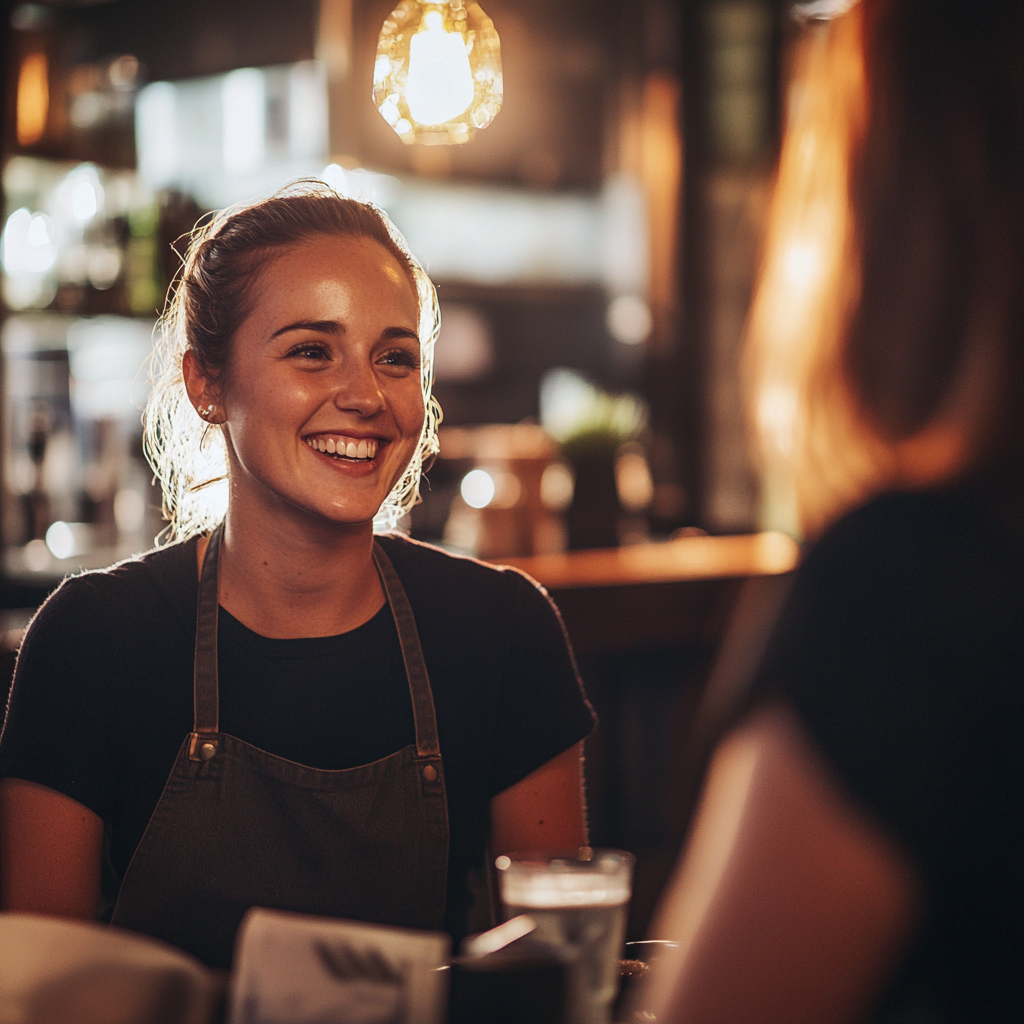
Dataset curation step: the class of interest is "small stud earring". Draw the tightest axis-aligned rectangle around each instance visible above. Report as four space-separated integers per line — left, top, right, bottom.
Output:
199 404 216 420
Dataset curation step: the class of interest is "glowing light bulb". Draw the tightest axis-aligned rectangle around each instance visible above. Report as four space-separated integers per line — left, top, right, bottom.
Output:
374 1 502 146
407 11 474 125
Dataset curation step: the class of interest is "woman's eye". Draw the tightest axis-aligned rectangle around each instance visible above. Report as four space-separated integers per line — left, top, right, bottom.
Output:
288 343 330 362
378 349 420 371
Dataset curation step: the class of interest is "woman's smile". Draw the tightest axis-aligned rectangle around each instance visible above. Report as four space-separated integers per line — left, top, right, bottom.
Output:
301 432 389 479
304 435 380 461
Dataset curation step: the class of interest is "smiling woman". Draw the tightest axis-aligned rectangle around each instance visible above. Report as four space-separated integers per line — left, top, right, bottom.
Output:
183 235 425 559
148 181 442 541
0 182 595 968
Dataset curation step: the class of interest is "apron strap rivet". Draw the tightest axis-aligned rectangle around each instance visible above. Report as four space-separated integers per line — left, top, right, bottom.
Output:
188 733 219 761
421 764 438 782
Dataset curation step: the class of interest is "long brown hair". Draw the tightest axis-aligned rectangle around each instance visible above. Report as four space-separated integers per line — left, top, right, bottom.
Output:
746 0 1024 536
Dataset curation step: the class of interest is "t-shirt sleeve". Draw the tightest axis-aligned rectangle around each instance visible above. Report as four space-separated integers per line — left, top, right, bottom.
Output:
0 576 117 821
487 570 596 797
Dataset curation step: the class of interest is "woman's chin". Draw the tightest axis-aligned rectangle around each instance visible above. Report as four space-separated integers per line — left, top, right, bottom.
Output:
239 488 386 535
301 501 387 530
227 457 409 533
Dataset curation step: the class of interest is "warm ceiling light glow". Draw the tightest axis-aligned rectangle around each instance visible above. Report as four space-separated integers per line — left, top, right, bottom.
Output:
17 52 49 147
374 1 502 146
407 10 474 125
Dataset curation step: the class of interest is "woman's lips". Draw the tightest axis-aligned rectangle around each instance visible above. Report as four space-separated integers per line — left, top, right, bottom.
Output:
305 434 380 461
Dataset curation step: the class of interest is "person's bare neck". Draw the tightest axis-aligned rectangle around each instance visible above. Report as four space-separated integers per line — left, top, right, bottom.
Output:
196 507 384 640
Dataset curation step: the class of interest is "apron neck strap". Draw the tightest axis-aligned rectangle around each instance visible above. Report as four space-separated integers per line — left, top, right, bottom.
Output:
192 523 223 739
372 541 441 759
190 527 441 761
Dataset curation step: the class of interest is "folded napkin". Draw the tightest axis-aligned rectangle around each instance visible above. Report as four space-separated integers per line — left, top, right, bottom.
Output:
228 908 450 1024
0 912 218 1024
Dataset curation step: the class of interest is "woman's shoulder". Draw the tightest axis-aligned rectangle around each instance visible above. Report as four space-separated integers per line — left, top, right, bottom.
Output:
803 485 1023 592
766 484 1022 736
376 535 593 796
375 533 546 602
814 488 963 555
26 537 199 645
374 533 570 662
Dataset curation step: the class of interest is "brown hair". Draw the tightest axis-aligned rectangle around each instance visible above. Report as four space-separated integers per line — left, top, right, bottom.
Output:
746 0 1024 536
144 179 442 542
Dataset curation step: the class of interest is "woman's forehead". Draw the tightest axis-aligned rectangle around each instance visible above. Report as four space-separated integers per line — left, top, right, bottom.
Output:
253 235 419 316
274 233 406 275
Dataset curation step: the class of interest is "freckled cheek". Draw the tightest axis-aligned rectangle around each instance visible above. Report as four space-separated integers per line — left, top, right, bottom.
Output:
394 385 426 436
226 380 323 460
251 377 322 421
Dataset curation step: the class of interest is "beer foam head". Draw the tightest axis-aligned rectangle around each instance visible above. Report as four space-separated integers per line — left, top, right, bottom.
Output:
501 868 630 908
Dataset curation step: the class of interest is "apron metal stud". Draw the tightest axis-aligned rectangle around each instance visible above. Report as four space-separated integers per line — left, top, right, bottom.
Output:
422 764 438 782
200 741 217 761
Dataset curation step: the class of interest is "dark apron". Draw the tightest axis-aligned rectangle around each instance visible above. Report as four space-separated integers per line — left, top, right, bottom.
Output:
110 527 450 968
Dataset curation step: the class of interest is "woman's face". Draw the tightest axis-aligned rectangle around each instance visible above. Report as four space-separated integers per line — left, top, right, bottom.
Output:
213 234 424 529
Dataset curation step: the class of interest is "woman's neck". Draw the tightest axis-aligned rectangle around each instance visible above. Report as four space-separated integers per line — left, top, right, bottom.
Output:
197 507 385 640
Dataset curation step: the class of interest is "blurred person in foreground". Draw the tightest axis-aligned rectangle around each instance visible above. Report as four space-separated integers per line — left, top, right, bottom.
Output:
642 1 1022 1022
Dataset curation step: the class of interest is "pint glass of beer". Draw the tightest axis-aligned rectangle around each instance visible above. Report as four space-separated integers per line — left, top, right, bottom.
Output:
496 848 634 1024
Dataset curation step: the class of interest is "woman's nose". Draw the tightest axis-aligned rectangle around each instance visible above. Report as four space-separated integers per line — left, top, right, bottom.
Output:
330 361 386 417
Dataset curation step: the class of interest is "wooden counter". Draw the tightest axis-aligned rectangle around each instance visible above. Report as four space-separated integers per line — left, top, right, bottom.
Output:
489 531 799 655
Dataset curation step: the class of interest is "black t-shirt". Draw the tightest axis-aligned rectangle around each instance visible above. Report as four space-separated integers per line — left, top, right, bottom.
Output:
0 533 595 940
754 486 1023 1024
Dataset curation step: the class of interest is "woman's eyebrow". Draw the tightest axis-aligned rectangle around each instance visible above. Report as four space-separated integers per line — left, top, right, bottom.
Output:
271 319 343 338
270 322 418 342
382 326 420 343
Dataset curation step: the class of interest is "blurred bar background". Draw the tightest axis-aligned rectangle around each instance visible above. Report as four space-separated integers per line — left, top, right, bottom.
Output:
1 0 798 937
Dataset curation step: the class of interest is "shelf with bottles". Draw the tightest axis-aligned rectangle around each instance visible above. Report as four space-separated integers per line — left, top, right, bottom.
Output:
0 153 210 585
1 156 191 319
2 311 164 584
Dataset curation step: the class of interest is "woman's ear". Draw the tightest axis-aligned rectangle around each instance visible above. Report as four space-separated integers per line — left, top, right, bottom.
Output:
182 350 223 423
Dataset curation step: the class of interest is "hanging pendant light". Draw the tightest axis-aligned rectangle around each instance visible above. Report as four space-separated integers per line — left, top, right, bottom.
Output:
374 1 502 146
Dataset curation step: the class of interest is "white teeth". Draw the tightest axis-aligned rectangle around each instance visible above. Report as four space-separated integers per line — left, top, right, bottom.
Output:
307 436 379 459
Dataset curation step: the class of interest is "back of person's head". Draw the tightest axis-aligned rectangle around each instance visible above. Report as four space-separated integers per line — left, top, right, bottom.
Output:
144 180 442 543
746 0 1024 535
